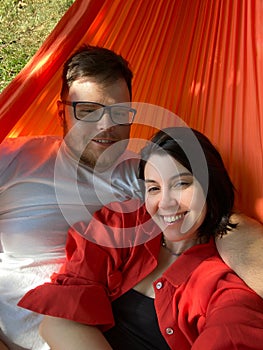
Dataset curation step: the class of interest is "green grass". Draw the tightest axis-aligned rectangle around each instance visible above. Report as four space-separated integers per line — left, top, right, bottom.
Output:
0 0 74 92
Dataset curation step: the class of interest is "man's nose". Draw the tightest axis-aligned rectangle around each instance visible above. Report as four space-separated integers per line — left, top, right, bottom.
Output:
97 109 115 130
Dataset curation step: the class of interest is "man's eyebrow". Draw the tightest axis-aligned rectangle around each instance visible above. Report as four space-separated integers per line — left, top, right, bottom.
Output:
144 172 192 183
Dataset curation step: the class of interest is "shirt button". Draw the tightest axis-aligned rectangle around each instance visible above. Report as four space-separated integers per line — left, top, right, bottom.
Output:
156 281 163 289
166 327 174 335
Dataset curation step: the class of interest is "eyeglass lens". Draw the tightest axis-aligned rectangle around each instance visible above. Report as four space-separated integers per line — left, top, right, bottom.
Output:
75 103 134 124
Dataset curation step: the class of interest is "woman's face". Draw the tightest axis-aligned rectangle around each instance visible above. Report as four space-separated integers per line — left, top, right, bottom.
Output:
144 153 207 242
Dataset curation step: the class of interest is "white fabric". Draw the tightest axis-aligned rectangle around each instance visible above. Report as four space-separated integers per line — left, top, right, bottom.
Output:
0 135 141 350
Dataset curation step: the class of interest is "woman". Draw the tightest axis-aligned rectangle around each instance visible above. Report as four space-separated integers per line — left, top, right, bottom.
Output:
19 127 263 349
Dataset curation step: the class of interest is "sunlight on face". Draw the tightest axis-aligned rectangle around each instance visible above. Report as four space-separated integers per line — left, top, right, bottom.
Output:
144 153 207 242
60 78 131 171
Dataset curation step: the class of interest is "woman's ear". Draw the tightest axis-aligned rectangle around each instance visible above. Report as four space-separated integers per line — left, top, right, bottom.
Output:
57 100 65 127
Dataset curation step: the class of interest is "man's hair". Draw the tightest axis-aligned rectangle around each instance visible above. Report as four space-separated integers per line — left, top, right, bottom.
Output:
60 44 133 100
139 127 237 239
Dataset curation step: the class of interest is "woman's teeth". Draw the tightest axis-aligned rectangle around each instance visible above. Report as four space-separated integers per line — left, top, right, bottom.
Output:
163 213 185 223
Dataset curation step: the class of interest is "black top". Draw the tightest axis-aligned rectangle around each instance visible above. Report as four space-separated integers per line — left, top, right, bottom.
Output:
104 289 171 350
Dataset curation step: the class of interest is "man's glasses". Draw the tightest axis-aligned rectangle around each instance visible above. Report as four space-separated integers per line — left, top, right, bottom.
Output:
62 101 136 125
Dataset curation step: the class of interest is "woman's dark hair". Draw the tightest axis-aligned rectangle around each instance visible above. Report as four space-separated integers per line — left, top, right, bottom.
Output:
60 44 133 100
138 127 237 239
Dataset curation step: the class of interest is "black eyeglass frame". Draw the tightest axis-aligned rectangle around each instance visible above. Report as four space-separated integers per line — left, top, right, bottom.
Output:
61 100 136 125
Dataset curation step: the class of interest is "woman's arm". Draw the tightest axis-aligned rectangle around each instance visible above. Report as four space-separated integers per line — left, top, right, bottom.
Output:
40 316 113 350
0 340 8 350
216 213 263 297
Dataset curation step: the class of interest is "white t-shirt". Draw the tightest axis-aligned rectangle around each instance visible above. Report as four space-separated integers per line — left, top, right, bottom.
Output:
0 135 142 350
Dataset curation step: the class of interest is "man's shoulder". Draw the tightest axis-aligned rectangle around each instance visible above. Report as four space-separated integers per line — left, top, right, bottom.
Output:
111 152 141 200
115 149 140 173
1 135 62 155
0 135 63 172
1 135 62 147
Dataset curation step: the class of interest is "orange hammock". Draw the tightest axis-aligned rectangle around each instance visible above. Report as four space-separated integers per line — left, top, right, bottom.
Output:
0 0 262 222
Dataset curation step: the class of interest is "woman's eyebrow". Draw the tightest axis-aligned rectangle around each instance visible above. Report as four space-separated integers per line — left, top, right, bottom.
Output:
144 179 158 184
144 172 192 184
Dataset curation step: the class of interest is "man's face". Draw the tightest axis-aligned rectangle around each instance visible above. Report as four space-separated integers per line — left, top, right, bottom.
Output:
58 78 131 171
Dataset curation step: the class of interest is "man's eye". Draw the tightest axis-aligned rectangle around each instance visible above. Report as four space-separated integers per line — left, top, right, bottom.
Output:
80 108 96 114
112 109 128 117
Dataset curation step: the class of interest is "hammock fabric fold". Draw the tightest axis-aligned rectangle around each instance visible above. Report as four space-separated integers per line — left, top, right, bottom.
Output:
0 0 262 222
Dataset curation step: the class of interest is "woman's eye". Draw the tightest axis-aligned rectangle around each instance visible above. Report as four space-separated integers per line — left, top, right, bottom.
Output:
173 180 191 189
146 186 160 193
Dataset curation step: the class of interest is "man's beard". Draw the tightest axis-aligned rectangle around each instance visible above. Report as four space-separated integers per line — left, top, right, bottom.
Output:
80 146 117 171
63 121 128 172
82 136 130 171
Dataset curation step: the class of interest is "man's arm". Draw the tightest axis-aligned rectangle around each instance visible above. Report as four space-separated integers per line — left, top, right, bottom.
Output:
40 316 113 350
216 213 263 297
192 280 263 349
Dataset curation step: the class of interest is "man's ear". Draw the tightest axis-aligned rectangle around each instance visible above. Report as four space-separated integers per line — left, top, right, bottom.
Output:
57 100 65 127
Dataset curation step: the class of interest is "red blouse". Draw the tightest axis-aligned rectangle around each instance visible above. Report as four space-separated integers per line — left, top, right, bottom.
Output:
19 200 263 349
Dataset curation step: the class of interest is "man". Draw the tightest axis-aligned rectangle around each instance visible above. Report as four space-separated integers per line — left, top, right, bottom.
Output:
0 45 139 350
0 45 262 350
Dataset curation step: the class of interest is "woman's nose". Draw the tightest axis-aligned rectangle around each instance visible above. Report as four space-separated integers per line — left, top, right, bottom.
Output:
158 190 179 209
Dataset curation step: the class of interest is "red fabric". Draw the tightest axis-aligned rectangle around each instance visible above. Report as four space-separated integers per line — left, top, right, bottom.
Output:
0 0 262 222
19 201 263 349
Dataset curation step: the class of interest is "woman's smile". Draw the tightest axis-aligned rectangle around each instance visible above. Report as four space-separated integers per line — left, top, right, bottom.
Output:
161 212 188 225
